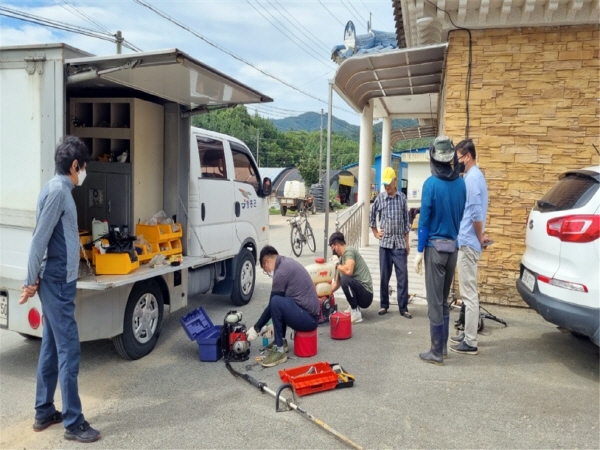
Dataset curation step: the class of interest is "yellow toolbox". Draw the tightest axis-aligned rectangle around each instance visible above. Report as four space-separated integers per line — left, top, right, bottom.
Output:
136 223 183 243
95 252 140 275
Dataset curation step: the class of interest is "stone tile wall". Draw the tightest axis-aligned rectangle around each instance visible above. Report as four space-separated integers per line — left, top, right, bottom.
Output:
443 25 599 306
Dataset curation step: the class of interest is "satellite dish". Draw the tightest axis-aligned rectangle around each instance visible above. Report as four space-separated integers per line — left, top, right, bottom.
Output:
343 21 356 53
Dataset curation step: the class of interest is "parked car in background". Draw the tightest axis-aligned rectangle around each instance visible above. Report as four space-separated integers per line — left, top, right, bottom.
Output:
516 166 599 345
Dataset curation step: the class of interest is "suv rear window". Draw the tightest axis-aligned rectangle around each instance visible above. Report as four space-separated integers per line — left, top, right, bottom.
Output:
534 173 599 212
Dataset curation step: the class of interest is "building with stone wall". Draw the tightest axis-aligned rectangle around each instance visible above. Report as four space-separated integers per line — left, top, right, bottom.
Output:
442 25 599 305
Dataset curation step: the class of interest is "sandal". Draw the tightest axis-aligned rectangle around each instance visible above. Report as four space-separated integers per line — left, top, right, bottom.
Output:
378 308 388 316
401 311 413 319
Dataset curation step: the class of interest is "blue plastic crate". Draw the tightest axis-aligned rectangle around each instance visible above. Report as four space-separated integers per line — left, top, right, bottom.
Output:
180 306 222 362
196 326 223 362
180 306 214 341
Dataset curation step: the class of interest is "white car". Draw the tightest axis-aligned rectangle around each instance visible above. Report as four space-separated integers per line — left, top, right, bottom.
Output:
516 166 600 345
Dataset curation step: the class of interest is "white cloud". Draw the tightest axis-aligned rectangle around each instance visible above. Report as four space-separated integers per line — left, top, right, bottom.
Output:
1 0 396 125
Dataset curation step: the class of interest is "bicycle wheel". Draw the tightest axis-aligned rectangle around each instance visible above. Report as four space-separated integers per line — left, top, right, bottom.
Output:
290 225 303 257
305 225 316 252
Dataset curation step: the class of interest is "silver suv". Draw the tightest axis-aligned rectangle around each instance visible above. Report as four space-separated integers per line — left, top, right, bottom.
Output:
516 166 599 345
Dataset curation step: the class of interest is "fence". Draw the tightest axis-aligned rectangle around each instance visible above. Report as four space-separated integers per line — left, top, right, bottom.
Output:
334 203 363 249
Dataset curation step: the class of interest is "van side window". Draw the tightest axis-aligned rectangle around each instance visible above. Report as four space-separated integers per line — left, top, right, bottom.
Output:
232 147 259 192
197 137 227 179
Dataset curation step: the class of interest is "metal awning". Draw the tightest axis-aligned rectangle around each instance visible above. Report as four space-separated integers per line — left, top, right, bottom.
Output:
391 125 437 145
333 43 447 119
66 48 272 112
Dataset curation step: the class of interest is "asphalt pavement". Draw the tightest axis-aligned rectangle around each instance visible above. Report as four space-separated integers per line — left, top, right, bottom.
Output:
1 211 598 449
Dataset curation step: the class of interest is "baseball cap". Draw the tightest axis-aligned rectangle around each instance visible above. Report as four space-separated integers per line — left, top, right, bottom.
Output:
381 167 396 186
430 136 455 163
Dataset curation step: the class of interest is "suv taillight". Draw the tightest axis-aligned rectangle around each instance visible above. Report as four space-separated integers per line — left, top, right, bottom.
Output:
547 214 600 243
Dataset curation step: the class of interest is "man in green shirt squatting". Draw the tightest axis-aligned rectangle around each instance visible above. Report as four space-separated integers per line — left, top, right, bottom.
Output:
329 231 373 323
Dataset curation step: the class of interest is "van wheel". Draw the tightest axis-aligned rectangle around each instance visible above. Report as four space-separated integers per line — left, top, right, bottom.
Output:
281 206 287 216
231 249 255 306
113 280 164 360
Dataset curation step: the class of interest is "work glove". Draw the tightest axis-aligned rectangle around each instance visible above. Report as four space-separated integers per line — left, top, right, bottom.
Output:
246 326 258 342
414 252 424 275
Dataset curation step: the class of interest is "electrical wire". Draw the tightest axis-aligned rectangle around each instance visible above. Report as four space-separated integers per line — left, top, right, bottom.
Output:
340 0 364 29
317 0 345 26
247 0 334 69
0 6 141 50
55 0 143 52
134 0 346 110
270 0 332 54
56 0 112 35
343 0 365 28
424 0 472 138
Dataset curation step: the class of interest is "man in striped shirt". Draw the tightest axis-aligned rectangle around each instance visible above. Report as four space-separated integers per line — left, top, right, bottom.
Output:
369 167 412 318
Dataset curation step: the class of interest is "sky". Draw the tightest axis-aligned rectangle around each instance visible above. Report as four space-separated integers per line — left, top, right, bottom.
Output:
0 0 397 126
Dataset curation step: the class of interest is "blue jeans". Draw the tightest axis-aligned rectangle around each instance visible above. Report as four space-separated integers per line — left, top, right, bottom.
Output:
256 295 318 347
35 279 85 431
379 247 409 313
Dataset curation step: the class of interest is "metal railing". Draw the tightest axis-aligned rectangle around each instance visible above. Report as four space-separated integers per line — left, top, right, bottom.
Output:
334 203 363 249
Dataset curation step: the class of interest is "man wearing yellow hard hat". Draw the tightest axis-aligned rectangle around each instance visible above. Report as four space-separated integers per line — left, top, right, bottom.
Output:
369 166 412 319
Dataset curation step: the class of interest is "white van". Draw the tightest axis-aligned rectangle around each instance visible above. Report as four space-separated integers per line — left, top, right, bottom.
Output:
0 43 272 359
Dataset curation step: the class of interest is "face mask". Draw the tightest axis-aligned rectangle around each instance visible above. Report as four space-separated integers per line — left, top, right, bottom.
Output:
458 162 466 174
77 168 87 186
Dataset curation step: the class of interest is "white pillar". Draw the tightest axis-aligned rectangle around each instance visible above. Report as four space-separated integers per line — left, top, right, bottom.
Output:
358 101 373 247
381 116 392 191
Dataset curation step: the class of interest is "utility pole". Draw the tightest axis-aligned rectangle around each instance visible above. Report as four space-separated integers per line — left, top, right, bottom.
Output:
256 129 260 167
319 109 323 183
115 30 123 54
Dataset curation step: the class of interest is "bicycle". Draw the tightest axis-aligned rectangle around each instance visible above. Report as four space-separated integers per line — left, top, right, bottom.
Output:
288 210 316 257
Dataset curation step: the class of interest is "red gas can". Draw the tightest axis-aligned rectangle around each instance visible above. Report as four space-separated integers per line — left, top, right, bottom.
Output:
330 311 352 340
293 329 318 357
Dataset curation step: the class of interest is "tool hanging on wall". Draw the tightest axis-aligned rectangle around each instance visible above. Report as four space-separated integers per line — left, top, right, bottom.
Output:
225 361 363 450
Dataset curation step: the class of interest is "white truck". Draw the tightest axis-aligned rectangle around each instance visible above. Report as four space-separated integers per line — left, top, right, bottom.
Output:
0 43 273 359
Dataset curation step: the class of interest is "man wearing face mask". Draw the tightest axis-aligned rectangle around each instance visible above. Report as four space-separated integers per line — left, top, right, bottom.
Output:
246 245 319 367
450 139 489 355
19 136 100 442
329 231 373 323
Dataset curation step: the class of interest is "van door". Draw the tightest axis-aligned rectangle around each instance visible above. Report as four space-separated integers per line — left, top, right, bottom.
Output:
189 134 233 256
230 142 269 249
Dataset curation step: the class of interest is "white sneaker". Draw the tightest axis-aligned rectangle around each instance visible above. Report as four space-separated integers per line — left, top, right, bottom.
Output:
351 309 363 324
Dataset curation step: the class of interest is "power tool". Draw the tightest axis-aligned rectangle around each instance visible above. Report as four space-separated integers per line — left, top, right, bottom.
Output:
220 310 250 362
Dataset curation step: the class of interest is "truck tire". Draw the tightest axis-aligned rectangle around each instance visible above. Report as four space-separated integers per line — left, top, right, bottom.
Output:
113 280 164 360
231 248 255 306
281 206 287 216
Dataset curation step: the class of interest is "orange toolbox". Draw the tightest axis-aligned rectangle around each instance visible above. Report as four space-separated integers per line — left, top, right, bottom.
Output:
278 361 338 396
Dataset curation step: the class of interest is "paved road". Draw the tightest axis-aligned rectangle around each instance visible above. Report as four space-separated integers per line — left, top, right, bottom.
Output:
1 212 598 449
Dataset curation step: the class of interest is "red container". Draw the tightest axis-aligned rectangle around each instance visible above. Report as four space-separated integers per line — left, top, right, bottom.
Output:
293 329 318 357
279 361 338 396
330 311 352 340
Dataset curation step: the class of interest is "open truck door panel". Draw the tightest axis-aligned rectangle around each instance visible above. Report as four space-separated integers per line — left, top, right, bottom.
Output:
0 43 273 359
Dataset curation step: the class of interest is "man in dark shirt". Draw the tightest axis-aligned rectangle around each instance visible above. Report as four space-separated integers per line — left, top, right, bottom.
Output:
246 245 319 367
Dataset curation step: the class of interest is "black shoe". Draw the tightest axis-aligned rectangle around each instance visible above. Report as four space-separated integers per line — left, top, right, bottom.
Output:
450 341 478 355
33 411 63 432
378 308 388 316
64 421 101 443
450 333 464 344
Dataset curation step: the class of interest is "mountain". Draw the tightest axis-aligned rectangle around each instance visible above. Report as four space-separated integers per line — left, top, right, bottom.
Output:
271 112 418 144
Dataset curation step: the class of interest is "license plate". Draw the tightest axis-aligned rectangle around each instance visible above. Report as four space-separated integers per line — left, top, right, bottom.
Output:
522 269 536 292
0 292 8 328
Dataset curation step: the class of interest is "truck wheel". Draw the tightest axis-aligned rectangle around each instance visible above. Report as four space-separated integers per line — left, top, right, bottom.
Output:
113 280 164 360
281 206 287 216
231 248 255 306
